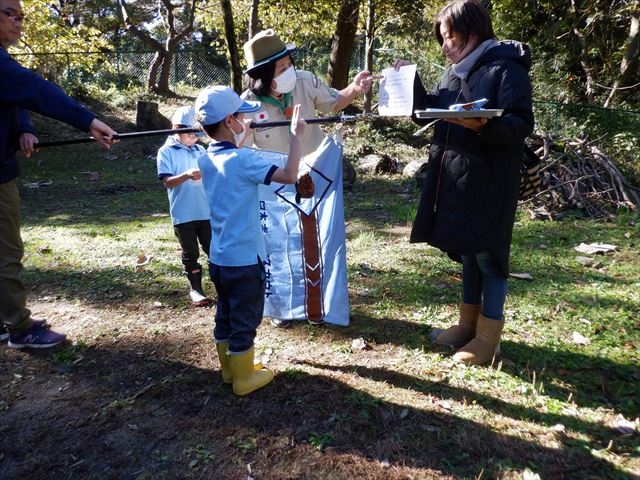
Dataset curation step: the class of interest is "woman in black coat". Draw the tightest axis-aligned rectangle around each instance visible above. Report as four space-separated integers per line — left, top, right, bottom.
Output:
395 0 534 365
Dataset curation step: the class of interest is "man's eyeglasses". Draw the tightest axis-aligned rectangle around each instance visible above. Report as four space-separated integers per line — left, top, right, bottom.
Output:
0 10 26 22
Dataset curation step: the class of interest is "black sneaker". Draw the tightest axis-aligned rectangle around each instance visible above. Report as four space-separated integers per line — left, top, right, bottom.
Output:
1 319 47 342
8 323 66 349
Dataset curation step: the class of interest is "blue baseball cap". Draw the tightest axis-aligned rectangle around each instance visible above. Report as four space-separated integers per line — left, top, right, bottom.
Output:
195 86 261 126
171 106 204 136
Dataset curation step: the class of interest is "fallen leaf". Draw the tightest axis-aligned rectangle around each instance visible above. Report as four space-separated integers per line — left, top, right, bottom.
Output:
613 414 637 435
136 254 152 266
575 256 595 266
574 242 617 254
352 337 367 350
571 331 591 345
509 272 533 281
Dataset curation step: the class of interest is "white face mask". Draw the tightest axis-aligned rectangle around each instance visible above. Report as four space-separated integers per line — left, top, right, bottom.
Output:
231 116 246 145
273 66 297 94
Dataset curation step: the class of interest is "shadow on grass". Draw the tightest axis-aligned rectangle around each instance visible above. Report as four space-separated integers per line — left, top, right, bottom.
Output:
22 259 637 422
300 315 638 419
0 335 632 480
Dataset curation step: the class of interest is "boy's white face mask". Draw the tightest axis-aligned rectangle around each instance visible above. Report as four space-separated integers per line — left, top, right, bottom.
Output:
273 66 297 94
231 116 246 145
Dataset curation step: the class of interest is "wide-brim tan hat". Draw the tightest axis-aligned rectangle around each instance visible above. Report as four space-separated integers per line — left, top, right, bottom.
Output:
243 29 296 73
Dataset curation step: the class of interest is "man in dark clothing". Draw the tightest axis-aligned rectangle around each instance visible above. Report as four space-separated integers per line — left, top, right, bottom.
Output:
0 0 117 348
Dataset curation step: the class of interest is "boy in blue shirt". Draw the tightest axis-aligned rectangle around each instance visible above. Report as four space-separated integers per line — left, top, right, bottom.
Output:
195 86 306 396
157 106 211 307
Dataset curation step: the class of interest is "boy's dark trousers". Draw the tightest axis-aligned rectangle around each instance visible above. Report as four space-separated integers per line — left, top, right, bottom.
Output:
174 220 211 292
210 261 265 353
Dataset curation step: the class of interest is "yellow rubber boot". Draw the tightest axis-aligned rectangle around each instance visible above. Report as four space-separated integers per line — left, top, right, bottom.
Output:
453 314 504 365
228 346 274 396
435 302 481 348
216 341 265 385
215 341 233 384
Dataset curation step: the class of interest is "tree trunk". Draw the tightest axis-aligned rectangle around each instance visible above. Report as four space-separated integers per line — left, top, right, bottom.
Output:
248 0 261 38
570 0 596 102
363 0 375 113
119 0 196 96
605 2 640 107
148 50 165 93
156 45 176 95
221 0 243 92
327 0 360 89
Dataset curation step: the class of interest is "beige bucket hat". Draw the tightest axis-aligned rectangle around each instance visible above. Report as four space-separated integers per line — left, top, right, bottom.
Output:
243 29 296 73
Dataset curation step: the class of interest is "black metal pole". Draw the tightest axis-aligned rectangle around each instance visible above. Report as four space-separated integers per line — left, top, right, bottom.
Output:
33 115 362 149
249 115 357 129
33 127 200 149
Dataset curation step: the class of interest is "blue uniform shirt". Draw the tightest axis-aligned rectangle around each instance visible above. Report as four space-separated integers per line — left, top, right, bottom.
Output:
198 141 277 267
157 136 209 225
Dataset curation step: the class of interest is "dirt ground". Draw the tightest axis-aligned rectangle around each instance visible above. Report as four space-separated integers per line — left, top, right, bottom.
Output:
1 293 463 480
2 109 636 480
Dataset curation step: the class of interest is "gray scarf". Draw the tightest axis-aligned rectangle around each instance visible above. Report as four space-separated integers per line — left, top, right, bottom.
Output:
452 39 498 80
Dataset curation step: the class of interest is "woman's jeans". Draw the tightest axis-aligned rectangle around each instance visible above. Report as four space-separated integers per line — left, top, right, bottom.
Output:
461 251 507 320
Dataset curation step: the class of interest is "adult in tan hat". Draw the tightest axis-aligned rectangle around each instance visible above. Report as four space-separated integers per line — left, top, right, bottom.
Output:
241 28 378 157
241 28 377 328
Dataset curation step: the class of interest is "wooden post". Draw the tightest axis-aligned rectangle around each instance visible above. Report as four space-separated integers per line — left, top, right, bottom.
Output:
136 101 170 130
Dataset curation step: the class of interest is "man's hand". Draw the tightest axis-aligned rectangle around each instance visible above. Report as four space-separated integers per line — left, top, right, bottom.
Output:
89 118 118 148
19 132 38 158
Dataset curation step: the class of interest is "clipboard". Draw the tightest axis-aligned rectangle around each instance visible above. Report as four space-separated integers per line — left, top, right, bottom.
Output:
414 109 504 119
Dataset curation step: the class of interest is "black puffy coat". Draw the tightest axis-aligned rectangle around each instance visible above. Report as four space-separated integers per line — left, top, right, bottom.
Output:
409 41 534 276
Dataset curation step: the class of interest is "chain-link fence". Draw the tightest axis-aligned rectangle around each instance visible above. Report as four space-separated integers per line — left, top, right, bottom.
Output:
13 49 232 92
11 48 640 161
12 47 366 94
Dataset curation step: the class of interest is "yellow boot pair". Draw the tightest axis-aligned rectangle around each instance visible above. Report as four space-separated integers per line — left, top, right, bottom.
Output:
215 342 273 396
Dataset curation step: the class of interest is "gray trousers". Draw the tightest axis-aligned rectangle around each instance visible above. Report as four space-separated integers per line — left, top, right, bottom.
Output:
0 179 32 332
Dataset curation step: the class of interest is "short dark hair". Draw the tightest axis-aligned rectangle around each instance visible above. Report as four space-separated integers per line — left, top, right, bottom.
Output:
202 121 224 138
434 0 495 49
244 54 295 97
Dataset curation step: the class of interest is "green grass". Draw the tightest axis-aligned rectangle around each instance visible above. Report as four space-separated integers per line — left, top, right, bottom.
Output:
12 114 640 479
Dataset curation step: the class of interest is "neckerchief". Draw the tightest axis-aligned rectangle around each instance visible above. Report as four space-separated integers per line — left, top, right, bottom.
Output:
256 92 293 118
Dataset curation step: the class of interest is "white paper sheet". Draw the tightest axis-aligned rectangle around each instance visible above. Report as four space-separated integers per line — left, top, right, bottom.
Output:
377 64 417 117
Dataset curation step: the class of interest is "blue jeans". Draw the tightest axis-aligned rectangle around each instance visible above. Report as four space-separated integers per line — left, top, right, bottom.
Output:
209 261 265 353
461 251 507 320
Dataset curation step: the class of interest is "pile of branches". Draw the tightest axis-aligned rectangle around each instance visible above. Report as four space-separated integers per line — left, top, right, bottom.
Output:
522 133 640 218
